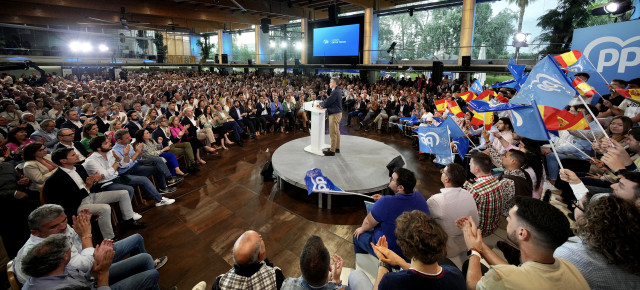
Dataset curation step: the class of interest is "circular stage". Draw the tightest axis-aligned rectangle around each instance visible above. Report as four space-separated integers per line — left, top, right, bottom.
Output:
272 135 405 194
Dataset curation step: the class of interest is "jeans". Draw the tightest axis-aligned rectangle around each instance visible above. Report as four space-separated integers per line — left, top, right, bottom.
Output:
79 190 134 239
347 111 363 124
546 152 590 181
102 175 162 202
352 230 376 257
125 157 169 189
222 121 244 142
109 253 159 290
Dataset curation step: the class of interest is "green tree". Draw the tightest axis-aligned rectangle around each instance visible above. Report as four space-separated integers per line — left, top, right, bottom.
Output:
196 36 214 62
473 3 517 59
508 0 535 33
153 32 167 63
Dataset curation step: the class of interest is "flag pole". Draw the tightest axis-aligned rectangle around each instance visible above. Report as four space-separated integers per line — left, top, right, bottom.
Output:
558 138 594 161
577 95 611 146
548 139 565 172
584 57 610 86
314 190 375 199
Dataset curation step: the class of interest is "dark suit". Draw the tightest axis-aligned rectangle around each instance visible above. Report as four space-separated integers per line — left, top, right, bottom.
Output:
95 117 110 134
393 103 411 117
152 127 171 148
256 102 275 132
229 105 256 135
42 165 97 225
124 120 143 137
54 142 89 158
61 119 84 141
322 86 343 152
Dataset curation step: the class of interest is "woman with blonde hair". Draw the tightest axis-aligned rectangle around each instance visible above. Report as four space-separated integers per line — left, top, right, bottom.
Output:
105 119 122 145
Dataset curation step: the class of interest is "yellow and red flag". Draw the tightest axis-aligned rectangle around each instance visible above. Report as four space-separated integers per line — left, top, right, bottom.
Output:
459 91 476 102
448 100 465 118
554 50 582 67
572 78 596 98
496 94 510 103
435 99 448 113
616 88 640 102
475 90 497 101
537 105 590 131
469 107 493 130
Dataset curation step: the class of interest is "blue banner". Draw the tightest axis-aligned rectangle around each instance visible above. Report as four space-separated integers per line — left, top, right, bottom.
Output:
510 56 578 109
304 168 343 195
470 79 483 95
468 100 526 112
508 57 526 82
438 117 466 139
416 126 452 165
571 20 640 97
491 79 518 89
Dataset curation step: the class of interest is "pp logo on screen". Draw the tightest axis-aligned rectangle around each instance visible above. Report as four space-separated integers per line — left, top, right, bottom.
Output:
531 74 564 92
323 40 329 44
311 176 328 191
584 36 640 73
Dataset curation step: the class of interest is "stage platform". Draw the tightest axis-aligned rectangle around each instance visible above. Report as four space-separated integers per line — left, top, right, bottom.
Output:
272 135 405 207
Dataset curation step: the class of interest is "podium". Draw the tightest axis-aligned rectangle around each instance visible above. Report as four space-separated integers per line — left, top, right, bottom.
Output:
303 101 330 155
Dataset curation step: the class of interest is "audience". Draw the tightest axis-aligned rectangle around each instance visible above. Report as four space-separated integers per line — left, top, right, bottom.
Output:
282 235 344 290
465 152 504 237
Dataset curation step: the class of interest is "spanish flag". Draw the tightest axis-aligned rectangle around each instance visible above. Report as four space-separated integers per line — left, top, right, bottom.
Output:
616 88 640 102
496 94 510 103
435 99 448 113
459 91 476 102
469 107 493 130
538 105 590 131
475 90 497 101
554 50 582 67
572 78 596 98
448 101 465 118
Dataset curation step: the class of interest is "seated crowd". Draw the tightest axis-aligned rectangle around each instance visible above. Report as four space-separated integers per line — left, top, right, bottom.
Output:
1 69 639 289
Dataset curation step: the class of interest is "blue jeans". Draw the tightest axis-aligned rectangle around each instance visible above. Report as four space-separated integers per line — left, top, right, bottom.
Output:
352 230 376 257
113 234 147 261
125 157 169 189
347 111 363 124
102 175 162 202
109 253 159 290
223 121 244 142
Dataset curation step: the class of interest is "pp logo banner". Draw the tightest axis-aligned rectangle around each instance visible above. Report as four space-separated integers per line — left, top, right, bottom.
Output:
584 36 640 73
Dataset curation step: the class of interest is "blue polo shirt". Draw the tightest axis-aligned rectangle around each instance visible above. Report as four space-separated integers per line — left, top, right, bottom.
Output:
378 265 465 290
371 190 430 261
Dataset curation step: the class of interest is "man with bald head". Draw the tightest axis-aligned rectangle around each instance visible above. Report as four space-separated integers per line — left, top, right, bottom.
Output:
214 230 284 290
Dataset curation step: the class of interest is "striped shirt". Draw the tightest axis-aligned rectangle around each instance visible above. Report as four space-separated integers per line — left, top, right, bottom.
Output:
464 175 503 237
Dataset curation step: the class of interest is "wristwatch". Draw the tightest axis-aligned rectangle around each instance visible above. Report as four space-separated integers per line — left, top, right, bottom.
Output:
467 249 482 259
379 261 392 272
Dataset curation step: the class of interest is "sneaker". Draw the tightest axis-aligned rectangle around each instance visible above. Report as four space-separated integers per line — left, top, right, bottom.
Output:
132 212 142 221
192 281 207 290
166 177 183 187
159 187 177 194
156 197 175 207
154 256 168 270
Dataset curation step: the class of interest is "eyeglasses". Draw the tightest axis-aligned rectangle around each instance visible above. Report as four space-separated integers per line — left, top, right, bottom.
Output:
61 133 75 136
38 148 46 152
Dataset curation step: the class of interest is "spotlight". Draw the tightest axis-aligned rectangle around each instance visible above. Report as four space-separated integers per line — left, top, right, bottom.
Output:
514 32 526 42
512 32 530 48
69 41 81 52
295 41 303 50
270 41 276 48
592 0 633 15
281 41 287 48
80 42 92 53
386 42 397 54
98 44 109 52
605 2 620 12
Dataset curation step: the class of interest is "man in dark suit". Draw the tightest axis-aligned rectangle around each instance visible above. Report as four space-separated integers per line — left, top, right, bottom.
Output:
124 110 144 138
318 77 343 156
388 97 411 128
347 96 366 127
44 147 146 240
54 128 89 160
94 106 111 133
60 109 84 141
229 100 256 138
256 96 276 134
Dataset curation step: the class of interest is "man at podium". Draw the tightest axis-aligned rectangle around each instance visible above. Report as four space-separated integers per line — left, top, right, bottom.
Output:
317 77 343 156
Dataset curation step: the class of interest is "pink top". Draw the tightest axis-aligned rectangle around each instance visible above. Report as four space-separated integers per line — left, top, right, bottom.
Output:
5 139 34 152
169 125 187 143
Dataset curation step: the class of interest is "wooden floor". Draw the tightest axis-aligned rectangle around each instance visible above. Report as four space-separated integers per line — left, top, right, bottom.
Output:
120 117 443 289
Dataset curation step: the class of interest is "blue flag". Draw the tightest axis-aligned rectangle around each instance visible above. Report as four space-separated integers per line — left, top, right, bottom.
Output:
470 79 483 95
509 56 578 109
468 100 526 112
491 79 518 89
508 57 526 82
564 56 598 73
304 168 343 195
510 101 550 141
438 117 466 139
416 127 452 165
399 116 420 124
452 137 469 160
515 73 529 91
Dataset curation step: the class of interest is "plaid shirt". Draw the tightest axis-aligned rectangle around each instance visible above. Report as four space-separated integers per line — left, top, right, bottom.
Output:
218 262 279 290
464 175 503 237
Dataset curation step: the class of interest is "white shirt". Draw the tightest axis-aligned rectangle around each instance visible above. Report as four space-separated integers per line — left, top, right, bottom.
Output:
427 187 480 258
83 150 129 185
14 225 94 284
59 166 86 191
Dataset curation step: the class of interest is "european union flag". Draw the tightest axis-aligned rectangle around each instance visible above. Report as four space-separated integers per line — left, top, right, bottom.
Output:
510 101 550 141
416 126 453 165
438 117 466 139
470 79 483 95
508 57 526 82
510 56 578 110
304 168 343 195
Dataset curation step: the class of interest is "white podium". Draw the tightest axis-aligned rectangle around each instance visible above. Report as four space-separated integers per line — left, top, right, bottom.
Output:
304 101 330 155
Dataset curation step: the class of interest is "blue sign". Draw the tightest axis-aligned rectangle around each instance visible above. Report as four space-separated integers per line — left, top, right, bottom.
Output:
572 20 640 96
416 126 452 165
304 168 343 195
510 56 577 110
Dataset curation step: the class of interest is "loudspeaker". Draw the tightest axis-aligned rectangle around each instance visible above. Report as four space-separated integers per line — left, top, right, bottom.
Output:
294 59 300 66
328 4 339 24
462 56 471 67
248 59 253 66
221 54 228 64
260 18 271 34
432 61 444 84
244 68 249 74
386 156 405 177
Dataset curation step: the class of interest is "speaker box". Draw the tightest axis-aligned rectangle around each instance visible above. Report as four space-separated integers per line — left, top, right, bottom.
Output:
328 5 339 24
386 156 405 177
221 54 228 64
244 68 249 74
432 61 444 84
248 59 253 66
260 18 271 34
294 59 300 66
462 56 471 67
